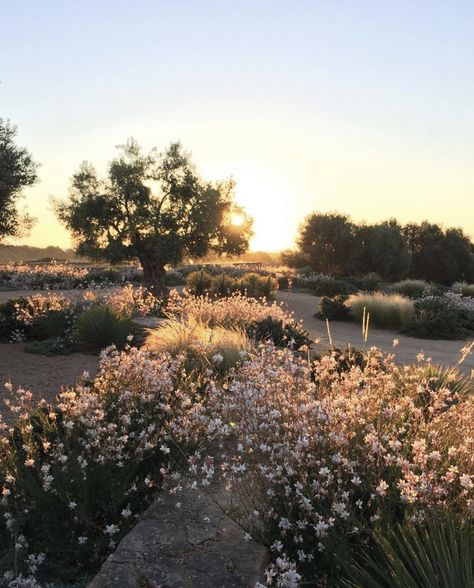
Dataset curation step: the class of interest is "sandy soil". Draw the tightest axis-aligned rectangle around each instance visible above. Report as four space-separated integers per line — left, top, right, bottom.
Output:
0 343 99 404
276 291 474 373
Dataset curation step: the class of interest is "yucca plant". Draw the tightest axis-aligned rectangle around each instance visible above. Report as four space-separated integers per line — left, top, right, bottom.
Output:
342 516 474 588
393 363 473 419
76 305 132 351
186 270 213 295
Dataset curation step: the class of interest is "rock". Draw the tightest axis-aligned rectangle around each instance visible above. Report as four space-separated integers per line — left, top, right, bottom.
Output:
88 487 268 588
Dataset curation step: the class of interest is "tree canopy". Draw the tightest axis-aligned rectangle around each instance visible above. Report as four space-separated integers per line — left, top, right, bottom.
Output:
287 211 474 284
0 119 38 241
56 140 253 292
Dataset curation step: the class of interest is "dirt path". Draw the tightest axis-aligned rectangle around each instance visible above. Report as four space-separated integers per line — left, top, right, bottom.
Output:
276 291 474 373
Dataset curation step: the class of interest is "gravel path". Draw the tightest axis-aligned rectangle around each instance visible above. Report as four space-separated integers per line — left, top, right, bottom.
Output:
276 291 474 373
0 343 99 404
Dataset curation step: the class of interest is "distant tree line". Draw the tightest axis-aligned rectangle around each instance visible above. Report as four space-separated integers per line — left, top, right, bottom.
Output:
283 212 474 284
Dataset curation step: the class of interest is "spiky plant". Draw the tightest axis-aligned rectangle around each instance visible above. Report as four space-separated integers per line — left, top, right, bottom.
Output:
76 305 132 351
186 270 213 295
342 516 474 588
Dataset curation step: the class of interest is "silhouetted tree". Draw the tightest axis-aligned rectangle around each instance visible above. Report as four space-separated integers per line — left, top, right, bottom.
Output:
296 212 356 276
354 220 411 280
56 140 253 294
402 222 473 284
0 119 38 240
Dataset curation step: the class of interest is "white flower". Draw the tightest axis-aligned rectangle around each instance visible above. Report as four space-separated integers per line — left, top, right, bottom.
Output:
105 524 119 535
211 353 224 364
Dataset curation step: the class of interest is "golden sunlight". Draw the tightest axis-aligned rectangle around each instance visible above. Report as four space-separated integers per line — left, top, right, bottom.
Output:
230 212 246 226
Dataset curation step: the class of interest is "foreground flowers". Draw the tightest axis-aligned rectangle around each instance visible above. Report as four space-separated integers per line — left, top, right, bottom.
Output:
185 346 473 585
0 338 472 586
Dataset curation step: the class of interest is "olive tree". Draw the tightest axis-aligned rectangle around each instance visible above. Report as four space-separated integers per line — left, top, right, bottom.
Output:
0 119 38 240
56 140 253 293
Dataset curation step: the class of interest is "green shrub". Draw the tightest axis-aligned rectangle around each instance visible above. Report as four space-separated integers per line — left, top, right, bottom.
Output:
403 295 474 340
343 516 474 588
186 270 214 295
0 298 26 341
311 278 356 297
31 309 75 340
24 336 77 356
452 281 474 297
346 292 414 330
391 279 430 299
247 316 312 350
347 273 382 291
317 295 352 321
76 306 132 351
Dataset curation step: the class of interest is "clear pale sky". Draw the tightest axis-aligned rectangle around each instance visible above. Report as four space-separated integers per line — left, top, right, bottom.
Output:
1 1 473 251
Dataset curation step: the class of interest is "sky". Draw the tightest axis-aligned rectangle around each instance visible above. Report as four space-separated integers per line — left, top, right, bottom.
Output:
1 0 473 252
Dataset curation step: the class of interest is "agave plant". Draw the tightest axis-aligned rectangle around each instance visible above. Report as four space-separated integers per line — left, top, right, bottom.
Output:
342 516 474 588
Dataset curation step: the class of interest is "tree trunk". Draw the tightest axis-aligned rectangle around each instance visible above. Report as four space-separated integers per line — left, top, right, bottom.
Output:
140 258 169 297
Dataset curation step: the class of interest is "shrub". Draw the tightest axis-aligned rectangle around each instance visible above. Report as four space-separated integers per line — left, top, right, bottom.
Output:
24 336 77 356
404 294 474 340
452 281 474 297
76 306 132 351
311 278 356 297
257 275 278 298
30 309 75 340
347 273 382 291
186 346 473 586
0 294 72 342
210 273 235 297
317 295 352 321
247 316 312 350
186 270 214 295
346 292 414 330
165 290 294 331
391 279 431 298
145 317 251 374
343 516 474 588
0 347 194 584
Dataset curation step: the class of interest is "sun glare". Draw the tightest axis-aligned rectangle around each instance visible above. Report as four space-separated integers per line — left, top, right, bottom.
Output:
231 212 245 226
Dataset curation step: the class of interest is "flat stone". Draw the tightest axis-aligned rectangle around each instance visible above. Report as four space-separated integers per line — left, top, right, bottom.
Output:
88 486 268 588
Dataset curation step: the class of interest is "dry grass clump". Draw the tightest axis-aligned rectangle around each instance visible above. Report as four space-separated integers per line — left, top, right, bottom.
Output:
391 279 430 298
346 292 414 329
145 316 252 373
